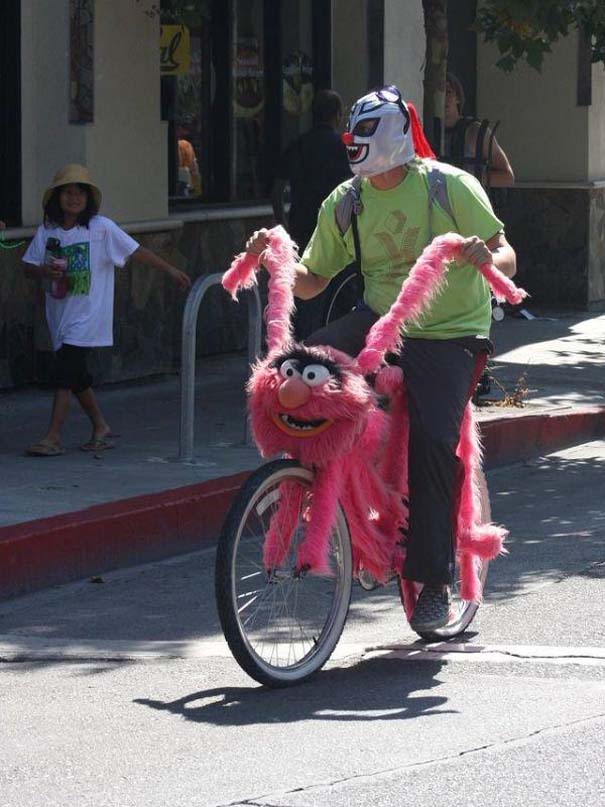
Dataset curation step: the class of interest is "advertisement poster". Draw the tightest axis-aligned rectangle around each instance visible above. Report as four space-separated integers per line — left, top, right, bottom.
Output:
282 50 314 116
161 25 191 76
233 37 265 118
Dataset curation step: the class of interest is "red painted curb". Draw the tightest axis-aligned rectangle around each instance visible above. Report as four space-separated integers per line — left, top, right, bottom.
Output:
1 406 604 601
481 405 605 469
0 471 250 601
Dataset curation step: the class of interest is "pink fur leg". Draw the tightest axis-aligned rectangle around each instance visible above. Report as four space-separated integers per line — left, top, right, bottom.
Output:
296 461 344 576
263 480 305 570
376 371 409 496
458 551 482 603
455 404 507 601
342 465 396 583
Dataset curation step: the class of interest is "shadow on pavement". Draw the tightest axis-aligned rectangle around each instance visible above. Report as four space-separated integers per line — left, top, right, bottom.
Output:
133 657 451 726
488 451 605 599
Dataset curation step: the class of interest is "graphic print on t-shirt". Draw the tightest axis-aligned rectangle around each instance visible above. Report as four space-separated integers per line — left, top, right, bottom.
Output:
62 242 91 295
373 210 421 278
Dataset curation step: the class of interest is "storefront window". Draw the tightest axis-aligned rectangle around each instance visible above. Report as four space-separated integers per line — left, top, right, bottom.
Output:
231 0 265 200
161 0 329 206
1 0 21 225
161 3 206 202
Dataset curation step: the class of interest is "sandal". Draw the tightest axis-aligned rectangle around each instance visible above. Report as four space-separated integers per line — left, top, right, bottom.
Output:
26 441 65 457
80 437 115 452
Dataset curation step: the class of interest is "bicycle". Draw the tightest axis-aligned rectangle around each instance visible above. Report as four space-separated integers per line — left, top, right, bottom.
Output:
215 226 526 688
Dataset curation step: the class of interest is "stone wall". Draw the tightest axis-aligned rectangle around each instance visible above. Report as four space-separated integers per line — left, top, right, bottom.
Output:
493 186 605 311
0 215 271 390
3 186 604 391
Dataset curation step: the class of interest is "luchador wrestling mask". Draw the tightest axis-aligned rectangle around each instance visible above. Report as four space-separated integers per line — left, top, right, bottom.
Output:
342 86 414 177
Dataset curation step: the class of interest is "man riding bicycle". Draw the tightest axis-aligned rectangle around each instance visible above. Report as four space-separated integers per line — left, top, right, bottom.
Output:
246 85 516 634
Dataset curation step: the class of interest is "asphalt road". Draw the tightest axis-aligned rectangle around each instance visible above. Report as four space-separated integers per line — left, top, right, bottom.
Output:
1 440 604 807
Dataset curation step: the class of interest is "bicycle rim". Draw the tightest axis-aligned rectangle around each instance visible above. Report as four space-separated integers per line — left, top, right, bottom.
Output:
215 460 352 687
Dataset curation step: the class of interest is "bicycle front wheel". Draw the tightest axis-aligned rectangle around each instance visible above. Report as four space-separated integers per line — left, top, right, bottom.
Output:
215 459 353 687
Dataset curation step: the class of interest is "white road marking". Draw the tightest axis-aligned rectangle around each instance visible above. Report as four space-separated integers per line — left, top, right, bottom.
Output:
1 635 604 665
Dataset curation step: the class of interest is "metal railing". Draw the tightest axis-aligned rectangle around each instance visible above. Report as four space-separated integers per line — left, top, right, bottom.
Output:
179 274 262 462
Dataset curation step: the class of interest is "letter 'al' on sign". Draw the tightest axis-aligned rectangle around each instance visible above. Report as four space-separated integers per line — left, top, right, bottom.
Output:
160 25 191 75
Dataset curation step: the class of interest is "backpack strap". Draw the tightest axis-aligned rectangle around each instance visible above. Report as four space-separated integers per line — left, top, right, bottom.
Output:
426 163 458 239
334 175 363 237
334 175 364 295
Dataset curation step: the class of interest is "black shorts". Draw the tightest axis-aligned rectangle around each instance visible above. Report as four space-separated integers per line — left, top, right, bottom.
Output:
52 344 93 393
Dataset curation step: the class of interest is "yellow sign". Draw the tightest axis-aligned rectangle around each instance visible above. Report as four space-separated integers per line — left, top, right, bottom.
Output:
160 25 191 75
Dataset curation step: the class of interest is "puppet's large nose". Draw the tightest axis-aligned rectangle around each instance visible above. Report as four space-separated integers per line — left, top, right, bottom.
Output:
278 377 311 409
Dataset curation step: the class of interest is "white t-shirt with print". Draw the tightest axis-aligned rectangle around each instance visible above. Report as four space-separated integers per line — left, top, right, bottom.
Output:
23 215 139 351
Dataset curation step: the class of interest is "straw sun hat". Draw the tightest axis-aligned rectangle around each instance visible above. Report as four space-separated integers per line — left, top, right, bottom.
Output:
42 164 102 209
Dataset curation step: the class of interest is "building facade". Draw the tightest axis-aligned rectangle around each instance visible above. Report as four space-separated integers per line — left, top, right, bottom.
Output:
1 0 603 390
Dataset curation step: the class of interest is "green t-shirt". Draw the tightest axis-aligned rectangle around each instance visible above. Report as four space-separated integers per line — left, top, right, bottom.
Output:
301 159 504 339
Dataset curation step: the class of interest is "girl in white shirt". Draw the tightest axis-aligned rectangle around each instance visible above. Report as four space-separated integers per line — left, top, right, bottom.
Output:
22 164 191 456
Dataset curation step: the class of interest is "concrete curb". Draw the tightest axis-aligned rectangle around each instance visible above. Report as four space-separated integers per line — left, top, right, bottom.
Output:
0 472 249 602
1 406 604 602
480 405 605 469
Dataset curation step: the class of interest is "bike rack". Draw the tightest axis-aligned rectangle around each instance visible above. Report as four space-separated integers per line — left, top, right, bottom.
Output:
178 273 262 462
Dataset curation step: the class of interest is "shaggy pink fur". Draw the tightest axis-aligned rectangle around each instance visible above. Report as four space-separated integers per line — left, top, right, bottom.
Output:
223 225 526 610
221 225 299 352
263 480 305 570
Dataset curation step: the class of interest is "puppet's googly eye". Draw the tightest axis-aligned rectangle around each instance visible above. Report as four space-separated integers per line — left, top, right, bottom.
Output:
279 359 302 379
302 365 331 386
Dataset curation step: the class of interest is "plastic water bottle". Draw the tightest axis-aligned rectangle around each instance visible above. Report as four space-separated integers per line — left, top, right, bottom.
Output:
50 257 69 299
43 237 68 299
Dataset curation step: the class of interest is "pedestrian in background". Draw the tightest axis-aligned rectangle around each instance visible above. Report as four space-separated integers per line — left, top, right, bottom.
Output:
22 164 191 457
271 89 352 338
444 72 514 189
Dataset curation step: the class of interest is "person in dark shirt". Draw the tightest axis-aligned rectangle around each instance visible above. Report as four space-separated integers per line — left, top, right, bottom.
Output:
444 73 514 189
272 89 352 252
271 89 352 337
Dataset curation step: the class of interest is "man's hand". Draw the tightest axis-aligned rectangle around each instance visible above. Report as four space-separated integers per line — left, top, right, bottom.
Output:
245 229 270 256
459 236 492 268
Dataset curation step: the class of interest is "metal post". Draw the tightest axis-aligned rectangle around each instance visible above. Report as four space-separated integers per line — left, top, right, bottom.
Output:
178 274 263 462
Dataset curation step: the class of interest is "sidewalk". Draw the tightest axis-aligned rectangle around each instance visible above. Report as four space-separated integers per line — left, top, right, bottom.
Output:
1 309 604 600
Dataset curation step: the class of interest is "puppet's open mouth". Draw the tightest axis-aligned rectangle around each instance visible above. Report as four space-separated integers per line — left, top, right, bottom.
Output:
272 412 333 437
346 143 368 163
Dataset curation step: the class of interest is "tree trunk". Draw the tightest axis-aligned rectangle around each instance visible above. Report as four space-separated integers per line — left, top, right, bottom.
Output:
422 0 448 156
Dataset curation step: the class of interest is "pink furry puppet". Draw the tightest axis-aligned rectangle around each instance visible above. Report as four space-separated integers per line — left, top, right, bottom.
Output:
223 227 527 601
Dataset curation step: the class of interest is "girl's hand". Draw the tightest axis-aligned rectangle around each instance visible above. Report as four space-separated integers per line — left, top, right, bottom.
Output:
459 236 492 268
40 262 64 279
166 265 192 290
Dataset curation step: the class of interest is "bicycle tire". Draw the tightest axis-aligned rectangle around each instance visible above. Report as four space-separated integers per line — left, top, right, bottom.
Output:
215 459 353 687
400 468 491 641
321 266 360 326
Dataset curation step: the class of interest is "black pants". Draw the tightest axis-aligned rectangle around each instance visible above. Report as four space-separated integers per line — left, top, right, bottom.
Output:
306 310 489 585
52 344 93 393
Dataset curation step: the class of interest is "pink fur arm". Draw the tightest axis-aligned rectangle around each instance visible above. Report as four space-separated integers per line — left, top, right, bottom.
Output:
222 225 300 352
478 262 527 304
222 251 260 299
357 234 460 374
357 233 528 375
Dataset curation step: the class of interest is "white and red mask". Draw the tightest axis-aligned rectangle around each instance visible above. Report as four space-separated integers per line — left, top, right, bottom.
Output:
342 86 433 177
